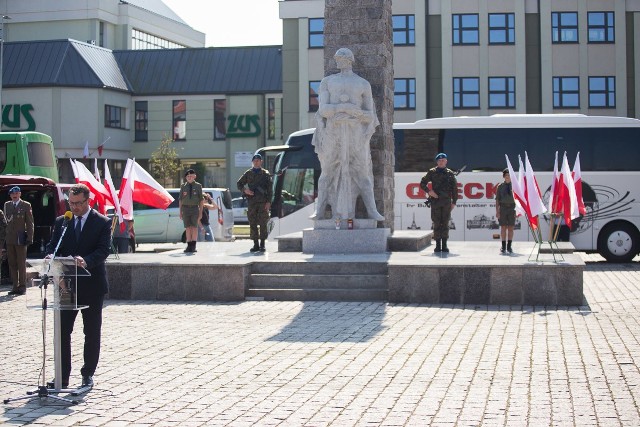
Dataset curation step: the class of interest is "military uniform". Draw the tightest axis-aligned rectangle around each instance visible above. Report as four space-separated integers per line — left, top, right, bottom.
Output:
237 167 272 248
179 180 204 227
420 166 458 248
4 199 34 293
495 182 516 226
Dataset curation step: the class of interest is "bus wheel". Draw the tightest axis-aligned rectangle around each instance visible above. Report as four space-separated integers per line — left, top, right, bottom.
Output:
598 222 639 263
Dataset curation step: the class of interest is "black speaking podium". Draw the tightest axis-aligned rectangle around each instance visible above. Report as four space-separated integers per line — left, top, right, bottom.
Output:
4 257 90 405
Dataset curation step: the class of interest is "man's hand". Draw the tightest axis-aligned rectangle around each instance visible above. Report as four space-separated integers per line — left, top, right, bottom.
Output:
428 190 438 199
244 188 255 197
74 256 86 269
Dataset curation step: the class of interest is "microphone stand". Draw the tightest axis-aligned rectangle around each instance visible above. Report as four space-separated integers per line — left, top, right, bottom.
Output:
4 217 80 405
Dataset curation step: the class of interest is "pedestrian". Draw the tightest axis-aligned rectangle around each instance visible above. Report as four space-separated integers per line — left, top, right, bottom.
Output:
179 169 203 253
495 168 516 253
0 210 7 279
198 193 218 242
45 183 111 389
112 218 133 253
420 153 458 253
237 154 272 252
4 186 34 295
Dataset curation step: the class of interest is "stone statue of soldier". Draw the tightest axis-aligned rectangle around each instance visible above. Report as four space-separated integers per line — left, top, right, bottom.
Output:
310 48 384 222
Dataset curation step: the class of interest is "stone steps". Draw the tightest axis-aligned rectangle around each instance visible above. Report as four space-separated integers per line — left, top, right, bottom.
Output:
247 262 388 301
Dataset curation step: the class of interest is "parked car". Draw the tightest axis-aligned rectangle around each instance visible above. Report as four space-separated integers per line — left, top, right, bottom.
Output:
232 197 248 224
133 188 234 243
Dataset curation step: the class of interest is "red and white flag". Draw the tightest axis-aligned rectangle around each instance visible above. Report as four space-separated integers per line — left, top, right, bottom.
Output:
73 160 113 214
524 152 547 229
505 154 528 219
560 152 579 226
118 159 174 219
97 136 110 157
572 152 586 216
548 151 563 214
83 141 89 159
70 158 79 183
119 159 135 220
104 160 125 231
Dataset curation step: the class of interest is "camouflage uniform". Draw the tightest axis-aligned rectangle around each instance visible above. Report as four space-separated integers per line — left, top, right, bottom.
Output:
420 167 458 240
237 168 272 241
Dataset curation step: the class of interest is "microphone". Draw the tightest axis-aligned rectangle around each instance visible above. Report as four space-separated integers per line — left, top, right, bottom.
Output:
63 211 73 223
51 211 74 259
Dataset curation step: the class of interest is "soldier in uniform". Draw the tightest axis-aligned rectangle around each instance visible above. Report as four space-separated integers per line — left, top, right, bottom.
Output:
420 153 458 253
495 168 516 253
179 169 204 253
4 186 34 295
237 154 272 252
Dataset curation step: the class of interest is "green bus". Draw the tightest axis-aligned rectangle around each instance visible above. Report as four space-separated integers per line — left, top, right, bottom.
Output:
0 132 58 182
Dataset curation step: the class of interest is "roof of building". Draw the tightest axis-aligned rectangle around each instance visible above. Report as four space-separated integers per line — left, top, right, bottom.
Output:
3 39 131 92
114 46 282 95
4 40 282 95
125 0 189 26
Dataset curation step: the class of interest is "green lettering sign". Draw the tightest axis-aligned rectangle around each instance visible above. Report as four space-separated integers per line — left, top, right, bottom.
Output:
227 114 261 138
1 104 36 131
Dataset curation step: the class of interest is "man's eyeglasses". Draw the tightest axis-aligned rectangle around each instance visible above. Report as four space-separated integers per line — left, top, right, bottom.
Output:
69 199 88 207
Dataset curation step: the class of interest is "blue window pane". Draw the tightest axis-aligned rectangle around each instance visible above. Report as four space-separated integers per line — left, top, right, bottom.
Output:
588 13 604 26
590 78 605 91
508 78 515 91
607 28 614 41
453 33 460 44
563 94 579 107
508 30 515 42
490 30 505 43
490 94 505 107
508 14 514 27
561 13 577 26
394 95 406 108
392 16 404 27
409 79 415 92
462 15 478 27
608 93 615 106
563 78 579 91
489 78 505 91
453 94 461 107
394 32 407 44
552 30 559 42
553 79 560 91
462 30 478 43
553 94 560 107
453 16 460 30
589 29 604 41
463 94 479 107
309 19 324 32
552 14 559 26
463 79 479 91
395 80 407 92
590 94 606 107
608 77 615 89
310 34 324 47
453 79 460 91
508 93 515 107
409 15 415 27
409 94 416 108
489 14 505 27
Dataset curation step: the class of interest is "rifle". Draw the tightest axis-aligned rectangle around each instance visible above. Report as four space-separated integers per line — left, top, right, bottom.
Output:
425 164 467 208
246 171 270 197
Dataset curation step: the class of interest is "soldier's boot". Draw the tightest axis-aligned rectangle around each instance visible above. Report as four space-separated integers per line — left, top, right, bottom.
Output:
259 239 266 252
192 241 197 253
507 240 513 253
434 239 442 253
501 241 506 253
250 240 260 252
442 239 449 253
184 241 193 253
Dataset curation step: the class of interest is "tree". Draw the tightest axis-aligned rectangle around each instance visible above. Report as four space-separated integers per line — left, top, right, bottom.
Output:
150 134 181 187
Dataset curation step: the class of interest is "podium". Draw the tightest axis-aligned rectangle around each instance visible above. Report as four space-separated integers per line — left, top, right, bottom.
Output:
4 257 90 405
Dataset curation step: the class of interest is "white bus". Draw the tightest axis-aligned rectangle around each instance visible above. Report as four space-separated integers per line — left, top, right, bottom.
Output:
261 114 640 262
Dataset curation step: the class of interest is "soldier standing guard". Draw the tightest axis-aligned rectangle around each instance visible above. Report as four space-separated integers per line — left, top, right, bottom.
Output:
420 153 458 253
4 186 35 295
495 168 516 253
179 169 204 253
237 154 272 253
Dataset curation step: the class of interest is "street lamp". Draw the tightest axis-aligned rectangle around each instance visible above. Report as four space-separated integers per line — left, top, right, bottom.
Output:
0 14 11 130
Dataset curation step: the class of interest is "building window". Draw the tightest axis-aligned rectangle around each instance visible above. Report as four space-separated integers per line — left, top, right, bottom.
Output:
173 100 186 140
393 15 415 46
131 28 185 50
552 12 578 43
309 81 321 112
268 98 276 140
105 105 125 129
553 77 579 108
214 99 226 140
589 77 615 108
394 78 416 110
452 14 479 45
453 78 480 109
488 13 515 44
134 101 148 142
309 18 324 48
488 77 515 108
588 12 614 43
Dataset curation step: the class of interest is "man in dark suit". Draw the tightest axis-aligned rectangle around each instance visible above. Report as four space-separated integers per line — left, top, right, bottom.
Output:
46 183 111 389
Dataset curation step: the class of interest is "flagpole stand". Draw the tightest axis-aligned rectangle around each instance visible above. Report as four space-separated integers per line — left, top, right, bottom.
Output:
527 213 564 263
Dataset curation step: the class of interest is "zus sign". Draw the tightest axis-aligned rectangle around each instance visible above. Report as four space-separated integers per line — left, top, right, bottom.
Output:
1 104 36 131
227 114 261 138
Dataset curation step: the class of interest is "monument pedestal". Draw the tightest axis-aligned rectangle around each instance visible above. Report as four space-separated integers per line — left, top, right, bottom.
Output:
302 227 390 254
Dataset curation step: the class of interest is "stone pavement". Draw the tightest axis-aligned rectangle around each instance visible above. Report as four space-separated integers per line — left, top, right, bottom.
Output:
1 252 639 426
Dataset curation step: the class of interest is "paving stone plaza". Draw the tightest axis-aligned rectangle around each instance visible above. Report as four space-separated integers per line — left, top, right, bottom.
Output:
1 250 639 426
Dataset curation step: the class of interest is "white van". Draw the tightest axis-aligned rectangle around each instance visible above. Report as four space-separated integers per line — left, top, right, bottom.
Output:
133 188 234 243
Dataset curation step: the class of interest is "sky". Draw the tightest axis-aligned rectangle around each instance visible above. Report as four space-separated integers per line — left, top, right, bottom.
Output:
161 0 283 47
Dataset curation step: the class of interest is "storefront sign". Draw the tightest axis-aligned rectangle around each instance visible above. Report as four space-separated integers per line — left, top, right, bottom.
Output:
1 104 36 131
227 114 261 138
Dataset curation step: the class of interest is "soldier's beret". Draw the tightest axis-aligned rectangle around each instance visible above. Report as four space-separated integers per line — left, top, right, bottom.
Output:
9 186 21 193
184 169 196 177
435 153 447 160
252 154 262 161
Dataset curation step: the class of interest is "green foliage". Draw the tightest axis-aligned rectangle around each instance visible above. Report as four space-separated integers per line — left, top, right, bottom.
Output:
150 134 181 187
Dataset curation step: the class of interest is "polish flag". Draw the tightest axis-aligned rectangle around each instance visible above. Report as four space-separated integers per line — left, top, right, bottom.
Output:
119 159 135 220
524 152 547 229
73 160 113 214
104 160 125 231
118 159 174 219
548 151 564 214
83 141 89 159
572 152 586 216
560 152 579 226
505 154 529 219
70 158 79 183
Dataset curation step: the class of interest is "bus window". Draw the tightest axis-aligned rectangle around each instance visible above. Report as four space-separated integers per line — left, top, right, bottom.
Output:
27 142 56 167
279 167 315 218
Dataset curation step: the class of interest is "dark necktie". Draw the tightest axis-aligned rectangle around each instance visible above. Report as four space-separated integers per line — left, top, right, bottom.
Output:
75 217 82 241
